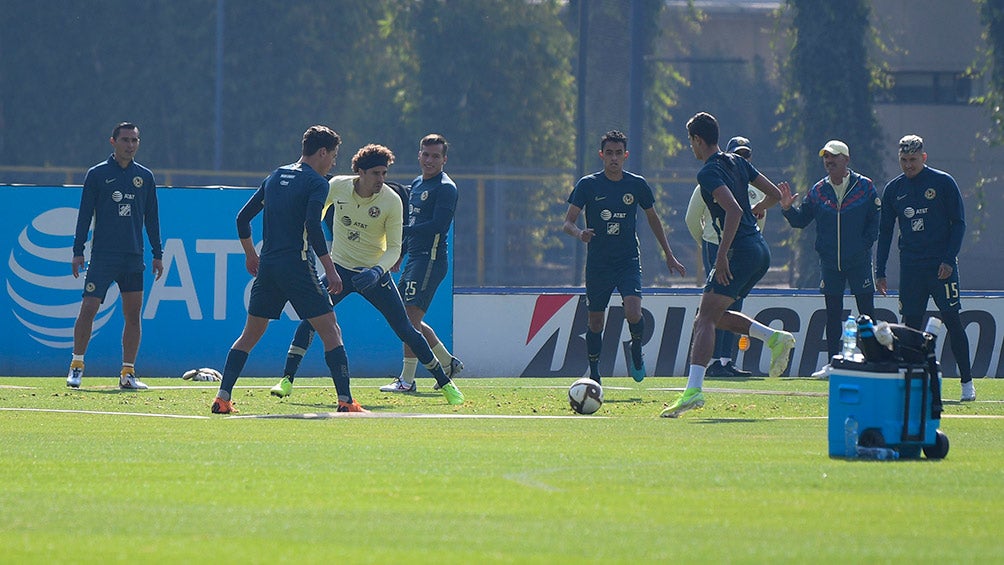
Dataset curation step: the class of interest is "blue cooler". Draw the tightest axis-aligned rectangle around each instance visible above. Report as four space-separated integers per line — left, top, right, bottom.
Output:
827 356 948 459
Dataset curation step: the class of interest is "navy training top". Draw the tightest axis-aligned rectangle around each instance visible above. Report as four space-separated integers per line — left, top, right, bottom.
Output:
567 170 655 267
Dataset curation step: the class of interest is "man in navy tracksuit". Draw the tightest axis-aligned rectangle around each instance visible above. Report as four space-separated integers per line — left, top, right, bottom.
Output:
780 140 880 377
876 134 975 402
68 122 163 390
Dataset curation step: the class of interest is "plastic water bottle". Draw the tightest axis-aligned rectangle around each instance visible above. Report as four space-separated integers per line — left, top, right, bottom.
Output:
842 316 858 358
924 316 944 338
856 446 900 460
844 416 858 458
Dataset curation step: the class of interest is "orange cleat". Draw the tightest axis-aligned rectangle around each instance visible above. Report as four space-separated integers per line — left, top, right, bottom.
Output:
211 397 237 414
337 399 369 413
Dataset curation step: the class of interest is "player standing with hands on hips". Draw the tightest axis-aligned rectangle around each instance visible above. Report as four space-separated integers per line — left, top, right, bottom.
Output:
67 122 163 390
563 130 686 384
875 134 976 402
210 126 344 414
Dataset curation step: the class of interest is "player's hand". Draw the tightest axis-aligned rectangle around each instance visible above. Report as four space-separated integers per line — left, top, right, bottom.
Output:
391 256 403 273
666 254 686 277
578 228 594 243
876 277 888 296
714 254 732 285
71 256 86 278
151 258 164 281
325 271 343 295
352 266 385 293
937 262 954 280
778 181 798 210
245 253 259 276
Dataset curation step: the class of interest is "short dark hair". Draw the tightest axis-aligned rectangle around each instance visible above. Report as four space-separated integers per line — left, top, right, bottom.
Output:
112 122 139 139
352 144 395 172
600 130 628 150
302 125 341 156
421 133 448 156
686 112 719 147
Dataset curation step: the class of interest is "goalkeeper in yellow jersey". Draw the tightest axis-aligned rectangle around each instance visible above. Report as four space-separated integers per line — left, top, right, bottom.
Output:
271 144 463 407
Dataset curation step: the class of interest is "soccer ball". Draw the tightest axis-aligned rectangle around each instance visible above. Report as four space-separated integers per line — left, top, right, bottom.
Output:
568 378 603 414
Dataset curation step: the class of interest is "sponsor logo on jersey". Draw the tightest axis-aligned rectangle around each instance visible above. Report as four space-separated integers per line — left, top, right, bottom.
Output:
600 209 612 221
911 217 925 232
607 223 620 235
112 191 123 202
904 207 915 218
118 204 132 216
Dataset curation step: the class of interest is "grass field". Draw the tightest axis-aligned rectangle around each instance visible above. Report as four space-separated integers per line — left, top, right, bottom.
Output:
1 375 1001 563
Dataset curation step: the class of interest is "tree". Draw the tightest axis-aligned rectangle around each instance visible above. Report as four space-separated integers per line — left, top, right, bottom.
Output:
777 0 884 288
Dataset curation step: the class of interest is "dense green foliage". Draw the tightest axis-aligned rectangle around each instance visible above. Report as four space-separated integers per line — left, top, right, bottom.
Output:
777 1 885 288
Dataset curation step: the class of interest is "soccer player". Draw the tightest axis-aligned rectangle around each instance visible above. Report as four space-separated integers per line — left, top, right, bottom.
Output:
381 134 465 393
562 130 686 384
210 125 345 414
685 136 765 377
272 144 464 405
876 134 976 402
780 140 880 378
663 112 794 418
67 122 163 390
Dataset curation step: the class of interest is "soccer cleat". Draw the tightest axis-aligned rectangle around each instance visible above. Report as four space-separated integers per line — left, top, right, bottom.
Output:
629 357 646 383
811 364 831 380
66 361 84 388
724 361 752 377
211 396 237 414
961 381 976 402
660 388 705 418
119 372 148 390
380 377 416 393
337 399 370 413
440 381 465 405
270 377 293 398
445 356 465 379
705 360 729 378
767 331 796 378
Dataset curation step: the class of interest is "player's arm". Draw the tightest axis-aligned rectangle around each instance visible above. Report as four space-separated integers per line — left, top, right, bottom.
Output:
406 184 457 238
71 172 99 277
305 197 341 294
749 173 781 214
563 204 593 242
684 186 706 244
862 178 881 245
143 176 164 280
644 206 686 277
375 195 404 274
236 184 265 276
711 184 742 284
874 185 898 295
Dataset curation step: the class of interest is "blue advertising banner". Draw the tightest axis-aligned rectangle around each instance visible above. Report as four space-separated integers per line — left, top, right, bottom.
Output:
1 185 453 378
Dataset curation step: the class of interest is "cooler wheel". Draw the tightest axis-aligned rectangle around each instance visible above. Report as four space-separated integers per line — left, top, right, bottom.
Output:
922 429 950 460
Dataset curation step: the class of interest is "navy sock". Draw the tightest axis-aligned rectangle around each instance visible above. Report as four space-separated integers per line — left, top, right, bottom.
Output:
628 319 644 367
218 349 249 400
586 330 602 381
325 346 351 402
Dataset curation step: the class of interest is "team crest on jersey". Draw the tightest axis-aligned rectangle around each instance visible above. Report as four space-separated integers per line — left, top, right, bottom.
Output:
133 176 144 188
875 197 882 207
924 188 936 200
85 282 95 292
622 193 634 205
368 206 380 218
420 191 429 201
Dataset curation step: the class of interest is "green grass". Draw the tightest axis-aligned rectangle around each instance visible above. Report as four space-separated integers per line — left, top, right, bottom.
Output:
1 376 1001 563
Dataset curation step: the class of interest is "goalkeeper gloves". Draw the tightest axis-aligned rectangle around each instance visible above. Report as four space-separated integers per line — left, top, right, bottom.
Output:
352 266 385 292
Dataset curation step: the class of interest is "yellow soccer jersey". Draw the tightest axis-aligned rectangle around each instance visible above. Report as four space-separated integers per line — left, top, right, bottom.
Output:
324 175 403 273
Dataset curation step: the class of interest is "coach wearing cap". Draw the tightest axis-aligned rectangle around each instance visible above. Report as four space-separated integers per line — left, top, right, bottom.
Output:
778 139 881 377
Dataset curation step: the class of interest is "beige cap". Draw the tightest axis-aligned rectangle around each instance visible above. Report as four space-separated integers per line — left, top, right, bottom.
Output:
819 140 849 157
